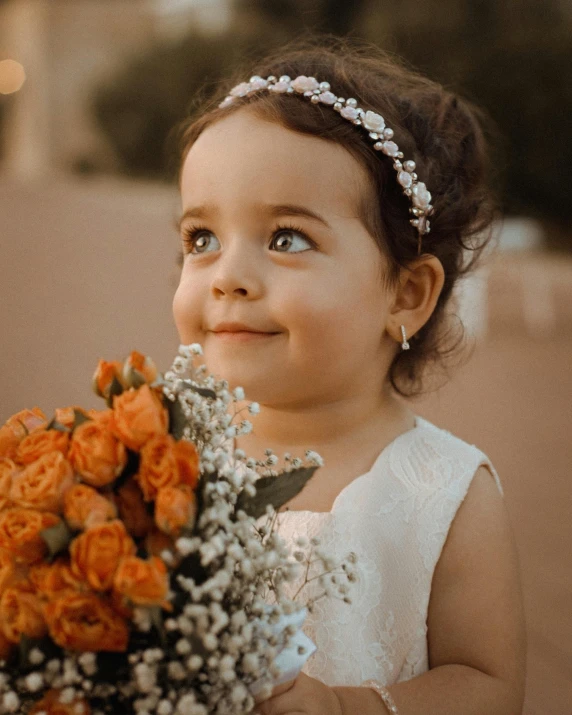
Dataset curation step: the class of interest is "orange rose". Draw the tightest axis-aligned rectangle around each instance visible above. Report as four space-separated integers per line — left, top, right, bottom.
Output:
64 484 117 530
174 438 200 491
92 359 125 400
87 407 113 426
16 428 70 466
137 435 199 501
10 451 74 512
113 555 171 609
0 548 27 593
68 418 127 488
0 508 60 564
0 586 47 642
70 520 136 591
0 407 47 459
113 477 154 538
109 587 134 620
122 350 158 388
30 689 91 715
44 592 129 652
145 527 177 561
0 457 19 510
29 559 85 600
0 627 12 661
53 406 91 430
155 485 198 537
110 383 168 452
0 549 16 593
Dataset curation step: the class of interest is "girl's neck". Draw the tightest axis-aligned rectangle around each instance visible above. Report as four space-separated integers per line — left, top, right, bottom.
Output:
234 386 415 466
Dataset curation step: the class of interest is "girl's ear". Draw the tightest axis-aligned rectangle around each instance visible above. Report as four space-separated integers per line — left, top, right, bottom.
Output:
387 255 445 343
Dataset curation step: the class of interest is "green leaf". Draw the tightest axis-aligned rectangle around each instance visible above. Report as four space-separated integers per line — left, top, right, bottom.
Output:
15 419 30 436
164 395 187 440
72 409 92 430
40 520 74 559
235 466 318 520
125 367 147 389
46 418 71 433
181 379 216 399
106 375 125 408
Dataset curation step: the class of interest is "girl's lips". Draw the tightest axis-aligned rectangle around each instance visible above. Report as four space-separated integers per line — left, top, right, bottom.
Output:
210 331 281 341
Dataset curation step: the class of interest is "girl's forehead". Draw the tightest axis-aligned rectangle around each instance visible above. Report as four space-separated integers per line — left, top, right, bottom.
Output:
180 109 368 219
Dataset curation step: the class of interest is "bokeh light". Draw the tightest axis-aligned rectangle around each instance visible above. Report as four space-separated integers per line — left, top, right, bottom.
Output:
0 59 26 95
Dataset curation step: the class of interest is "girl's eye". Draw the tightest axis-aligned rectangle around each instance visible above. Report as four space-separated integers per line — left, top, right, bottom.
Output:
181 225 315 256
270 228 314 253
181 228 220 255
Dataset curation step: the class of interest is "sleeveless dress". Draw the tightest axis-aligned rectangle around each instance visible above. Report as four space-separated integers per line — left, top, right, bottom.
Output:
273 414 504 687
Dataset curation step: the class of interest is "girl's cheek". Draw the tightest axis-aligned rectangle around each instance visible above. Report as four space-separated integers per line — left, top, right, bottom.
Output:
172 283 199 341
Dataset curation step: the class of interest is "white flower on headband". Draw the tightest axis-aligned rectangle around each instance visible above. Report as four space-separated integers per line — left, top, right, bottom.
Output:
291 76 319 93
363 111 386 134
230 82 251 98
218 74 434 251
412 182 432 209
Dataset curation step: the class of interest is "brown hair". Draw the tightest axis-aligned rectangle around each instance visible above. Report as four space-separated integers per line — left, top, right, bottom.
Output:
174 35 500 399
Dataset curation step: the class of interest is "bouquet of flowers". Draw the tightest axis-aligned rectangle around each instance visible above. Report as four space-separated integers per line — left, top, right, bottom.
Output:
0 346 356 714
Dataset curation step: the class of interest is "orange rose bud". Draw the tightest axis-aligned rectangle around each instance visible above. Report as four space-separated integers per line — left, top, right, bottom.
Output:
110 383 168 452
0 586 47 643
0 407 47 459
29 559 84 600
155 485 198 537
0 508 60 564
122 350 158 388
64 484 117 530
113 555 171 609
68 418 127 488
53 406 91 430
92 359 125 399
137 435 199 501
16 428 69 466
70 519 136 591
10 451 74 513
0 457 19 510
44 592 129 652
30 688 91 715
113 478 154 538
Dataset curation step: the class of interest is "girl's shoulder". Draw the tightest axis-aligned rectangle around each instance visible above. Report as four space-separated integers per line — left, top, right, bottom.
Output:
410 415 504 498
331 415 504 517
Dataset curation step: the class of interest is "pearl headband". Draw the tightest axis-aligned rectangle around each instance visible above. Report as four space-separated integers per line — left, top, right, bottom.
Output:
219 74 434 255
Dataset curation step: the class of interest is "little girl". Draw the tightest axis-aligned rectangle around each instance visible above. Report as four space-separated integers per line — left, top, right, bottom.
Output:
171 37 527 715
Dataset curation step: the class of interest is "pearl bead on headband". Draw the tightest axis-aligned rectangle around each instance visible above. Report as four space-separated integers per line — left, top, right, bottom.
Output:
219 74 434 255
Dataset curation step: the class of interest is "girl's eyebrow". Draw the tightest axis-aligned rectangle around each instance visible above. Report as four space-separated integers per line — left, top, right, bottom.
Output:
265 203 331 229
176 203 332 232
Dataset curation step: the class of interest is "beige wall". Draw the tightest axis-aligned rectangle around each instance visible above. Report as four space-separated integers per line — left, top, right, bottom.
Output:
0 175 182 422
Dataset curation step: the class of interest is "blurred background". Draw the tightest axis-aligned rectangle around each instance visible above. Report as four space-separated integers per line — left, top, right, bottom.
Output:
0 1 571 711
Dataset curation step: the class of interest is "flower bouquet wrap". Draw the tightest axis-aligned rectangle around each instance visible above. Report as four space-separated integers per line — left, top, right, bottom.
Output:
0 347 356 714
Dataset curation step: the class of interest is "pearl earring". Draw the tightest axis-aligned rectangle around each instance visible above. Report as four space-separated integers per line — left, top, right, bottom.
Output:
400 325 410 351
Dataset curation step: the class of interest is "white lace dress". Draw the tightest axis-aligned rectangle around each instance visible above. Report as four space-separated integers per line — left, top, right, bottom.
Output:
273 415 504 687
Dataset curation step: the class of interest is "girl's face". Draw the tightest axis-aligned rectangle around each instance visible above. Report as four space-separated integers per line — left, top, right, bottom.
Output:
173 109 398 408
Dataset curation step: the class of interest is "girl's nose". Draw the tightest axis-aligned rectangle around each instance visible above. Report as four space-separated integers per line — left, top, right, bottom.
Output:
210 243 264 300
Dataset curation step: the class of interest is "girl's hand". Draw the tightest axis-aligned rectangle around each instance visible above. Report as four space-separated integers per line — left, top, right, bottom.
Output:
253 672 343 715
